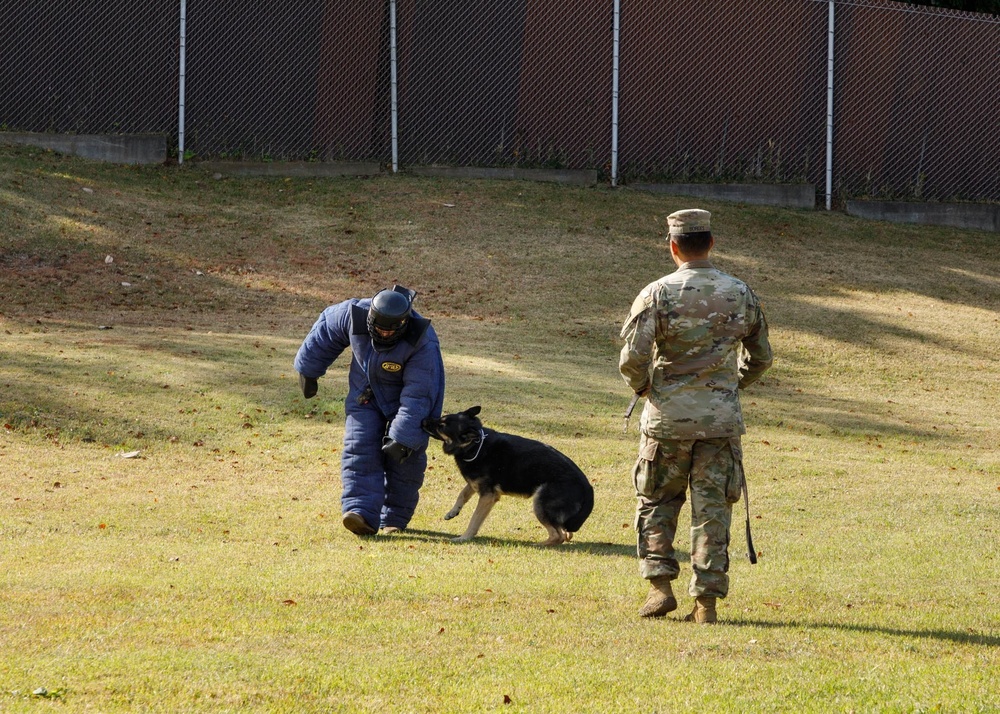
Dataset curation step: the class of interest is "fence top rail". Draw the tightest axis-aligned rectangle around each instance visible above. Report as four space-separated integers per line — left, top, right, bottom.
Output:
814 0 1000 24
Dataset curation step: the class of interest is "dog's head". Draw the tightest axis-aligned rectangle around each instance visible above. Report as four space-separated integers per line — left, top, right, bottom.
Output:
421 406 483 456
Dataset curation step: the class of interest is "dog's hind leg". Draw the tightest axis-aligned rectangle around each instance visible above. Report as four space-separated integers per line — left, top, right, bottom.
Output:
453 490 498 542
538 523 569 546
444 482 475 521
533 491 570 545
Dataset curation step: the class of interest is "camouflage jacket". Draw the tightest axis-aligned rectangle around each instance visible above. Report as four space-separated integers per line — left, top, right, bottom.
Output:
619 259 773 439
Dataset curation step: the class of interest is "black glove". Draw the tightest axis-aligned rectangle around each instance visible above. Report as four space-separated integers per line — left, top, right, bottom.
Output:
381 438 413 464
299 373 318 399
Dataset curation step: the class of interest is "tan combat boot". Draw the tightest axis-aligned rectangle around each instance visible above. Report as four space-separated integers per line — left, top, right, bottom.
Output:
683 596 718 624
638 576 678 618
342 511 376 536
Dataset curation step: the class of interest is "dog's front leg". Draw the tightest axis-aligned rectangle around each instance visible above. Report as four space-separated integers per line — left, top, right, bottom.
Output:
453 491 498 542
444 482 475 520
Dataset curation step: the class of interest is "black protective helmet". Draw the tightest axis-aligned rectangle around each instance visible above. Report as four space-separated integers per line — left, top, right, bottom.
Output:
367 286 415 349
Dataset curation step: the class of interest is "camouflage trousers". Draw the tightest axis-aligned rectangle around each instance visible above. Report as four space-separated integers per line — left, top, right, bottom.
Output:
632 433 745 598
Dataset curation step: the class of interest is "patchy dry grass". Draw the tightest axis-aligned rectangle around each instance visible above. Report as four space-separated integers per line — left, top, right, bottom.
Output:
1 144 998 712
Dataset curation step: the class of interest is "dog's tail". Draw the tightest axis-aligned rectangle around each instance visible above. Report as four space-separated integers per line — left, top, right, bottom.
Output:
564 480 595 533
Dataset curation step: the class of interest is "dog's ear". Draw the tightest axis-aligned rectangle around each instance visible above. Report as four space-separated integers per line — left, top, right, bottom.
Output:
466 406 481 417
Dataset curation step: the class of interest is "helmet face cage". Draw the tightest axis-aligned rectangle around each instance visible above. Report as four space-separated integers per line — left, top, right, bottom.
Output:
367 289 412 349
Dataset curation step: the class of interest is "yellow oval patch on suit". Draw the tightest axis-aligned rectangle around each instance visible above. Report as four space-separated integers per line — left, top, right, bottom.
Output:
381 361 403 373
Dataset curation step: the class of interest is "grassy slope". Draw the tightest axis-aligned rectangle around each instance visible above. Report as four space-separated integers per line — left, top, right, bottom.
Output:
1 145 998 712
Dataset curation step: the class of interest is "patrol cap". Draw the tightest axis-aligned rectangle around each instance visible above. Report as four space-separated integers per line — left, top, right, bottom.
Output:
667 208 711 236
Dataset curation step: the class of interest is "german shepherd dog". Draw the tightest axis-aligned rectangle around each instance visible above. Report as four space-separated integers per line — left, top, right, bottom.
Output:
421 406 594 545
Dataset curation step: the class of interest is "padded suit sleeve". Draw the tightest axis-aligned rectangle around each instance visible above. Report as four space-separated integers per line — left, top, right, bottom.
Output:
387 336 445 451
293 301 353 379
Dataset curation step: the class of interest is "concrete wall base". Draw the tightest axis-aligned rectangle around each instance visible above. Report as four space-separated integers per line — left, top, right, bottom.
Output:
407 165 598 186
846 200 1000 232
201 160 381 178
1 131 166 164
630 182 816 209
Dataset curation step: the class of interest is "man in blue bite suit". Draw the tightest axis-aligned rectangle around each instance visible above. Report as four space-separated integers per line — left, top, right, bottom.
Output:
294 285 445 536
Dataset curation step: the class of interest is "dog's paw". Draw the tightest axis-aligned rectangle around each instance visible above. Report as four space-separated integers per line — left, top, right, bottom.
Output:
443 510 459 520
451 535 472 543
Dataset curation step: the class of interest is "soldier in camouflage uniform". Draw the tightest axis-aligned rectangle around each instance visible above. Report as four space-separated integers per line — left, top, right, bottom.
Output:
619 208 772 623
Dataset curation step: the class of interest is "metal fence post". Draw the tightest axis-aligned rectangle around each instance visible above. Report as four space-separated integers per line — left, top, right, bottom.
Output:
611 0 621 187
825 0 835 210
178 0 187 164
390 0 399 174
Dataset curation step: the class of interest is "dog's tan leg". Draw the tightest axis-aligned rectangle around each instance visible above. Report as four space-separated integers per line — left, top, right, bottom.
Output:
444 483 475 521
452 491 498 542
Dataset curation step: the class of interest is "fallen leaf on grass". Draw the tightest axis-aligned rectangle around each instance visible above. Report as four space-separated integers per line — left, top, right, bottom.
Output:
503 695 512 705
119 450 141 459
282 599 297 606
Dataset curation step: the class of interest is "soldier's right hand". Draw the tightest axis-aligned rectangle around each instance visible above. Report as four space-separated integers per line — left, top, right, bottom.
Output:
299 373 318 399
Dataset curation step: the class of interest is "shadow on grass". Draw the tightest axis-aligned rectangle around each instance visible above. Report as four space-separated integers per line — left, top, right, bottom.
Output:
386 528 638 557
725 616 999 648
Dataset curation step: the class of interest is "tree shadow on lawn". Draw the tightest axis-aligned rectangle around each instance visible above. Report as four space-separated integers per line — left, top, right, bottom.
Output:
1 322 966 464
6 155 997 457
724 616 1000 648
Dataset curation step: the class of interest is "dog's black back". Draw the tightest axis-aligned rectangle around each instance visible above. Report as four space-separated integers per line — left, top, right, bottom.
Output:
423 406 594 533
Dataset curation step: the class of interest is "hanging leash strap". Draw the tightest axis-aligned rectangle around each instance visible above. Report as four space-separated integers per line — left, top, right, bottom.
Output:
743 475 757 565
622 392 641 434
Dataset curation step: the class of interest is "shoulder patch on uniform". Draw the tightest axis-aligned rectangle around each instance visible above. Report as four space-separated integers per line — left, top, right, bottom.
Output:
381 361 403 373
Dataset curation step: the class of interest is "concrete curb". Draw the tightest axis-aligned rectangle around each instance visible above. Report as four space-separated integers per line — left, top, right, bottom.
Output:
407 165 598 186
630 182 816 209
0 131 166 164
200 160 381 178
846 200 1000 232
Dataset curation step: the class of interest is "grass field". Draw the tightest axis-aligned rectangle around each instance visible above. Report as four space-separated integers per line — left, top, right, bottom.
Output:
1 144 998 713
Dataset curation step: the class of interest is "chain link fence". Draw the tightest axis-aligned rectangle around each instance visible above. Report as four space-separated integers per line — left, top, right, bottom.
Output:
2 0 998 205
1 0 177 136
834 0 1000 202
619 0 830 187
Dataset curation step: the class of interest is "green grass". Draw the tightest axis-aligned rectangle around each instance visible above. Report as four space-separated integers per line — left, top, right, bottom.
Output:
1 144 998 712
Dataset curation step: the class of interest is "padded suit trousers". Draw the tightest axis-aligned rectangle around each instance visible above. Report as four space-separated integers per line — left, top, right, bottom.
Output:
341 405 426 531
